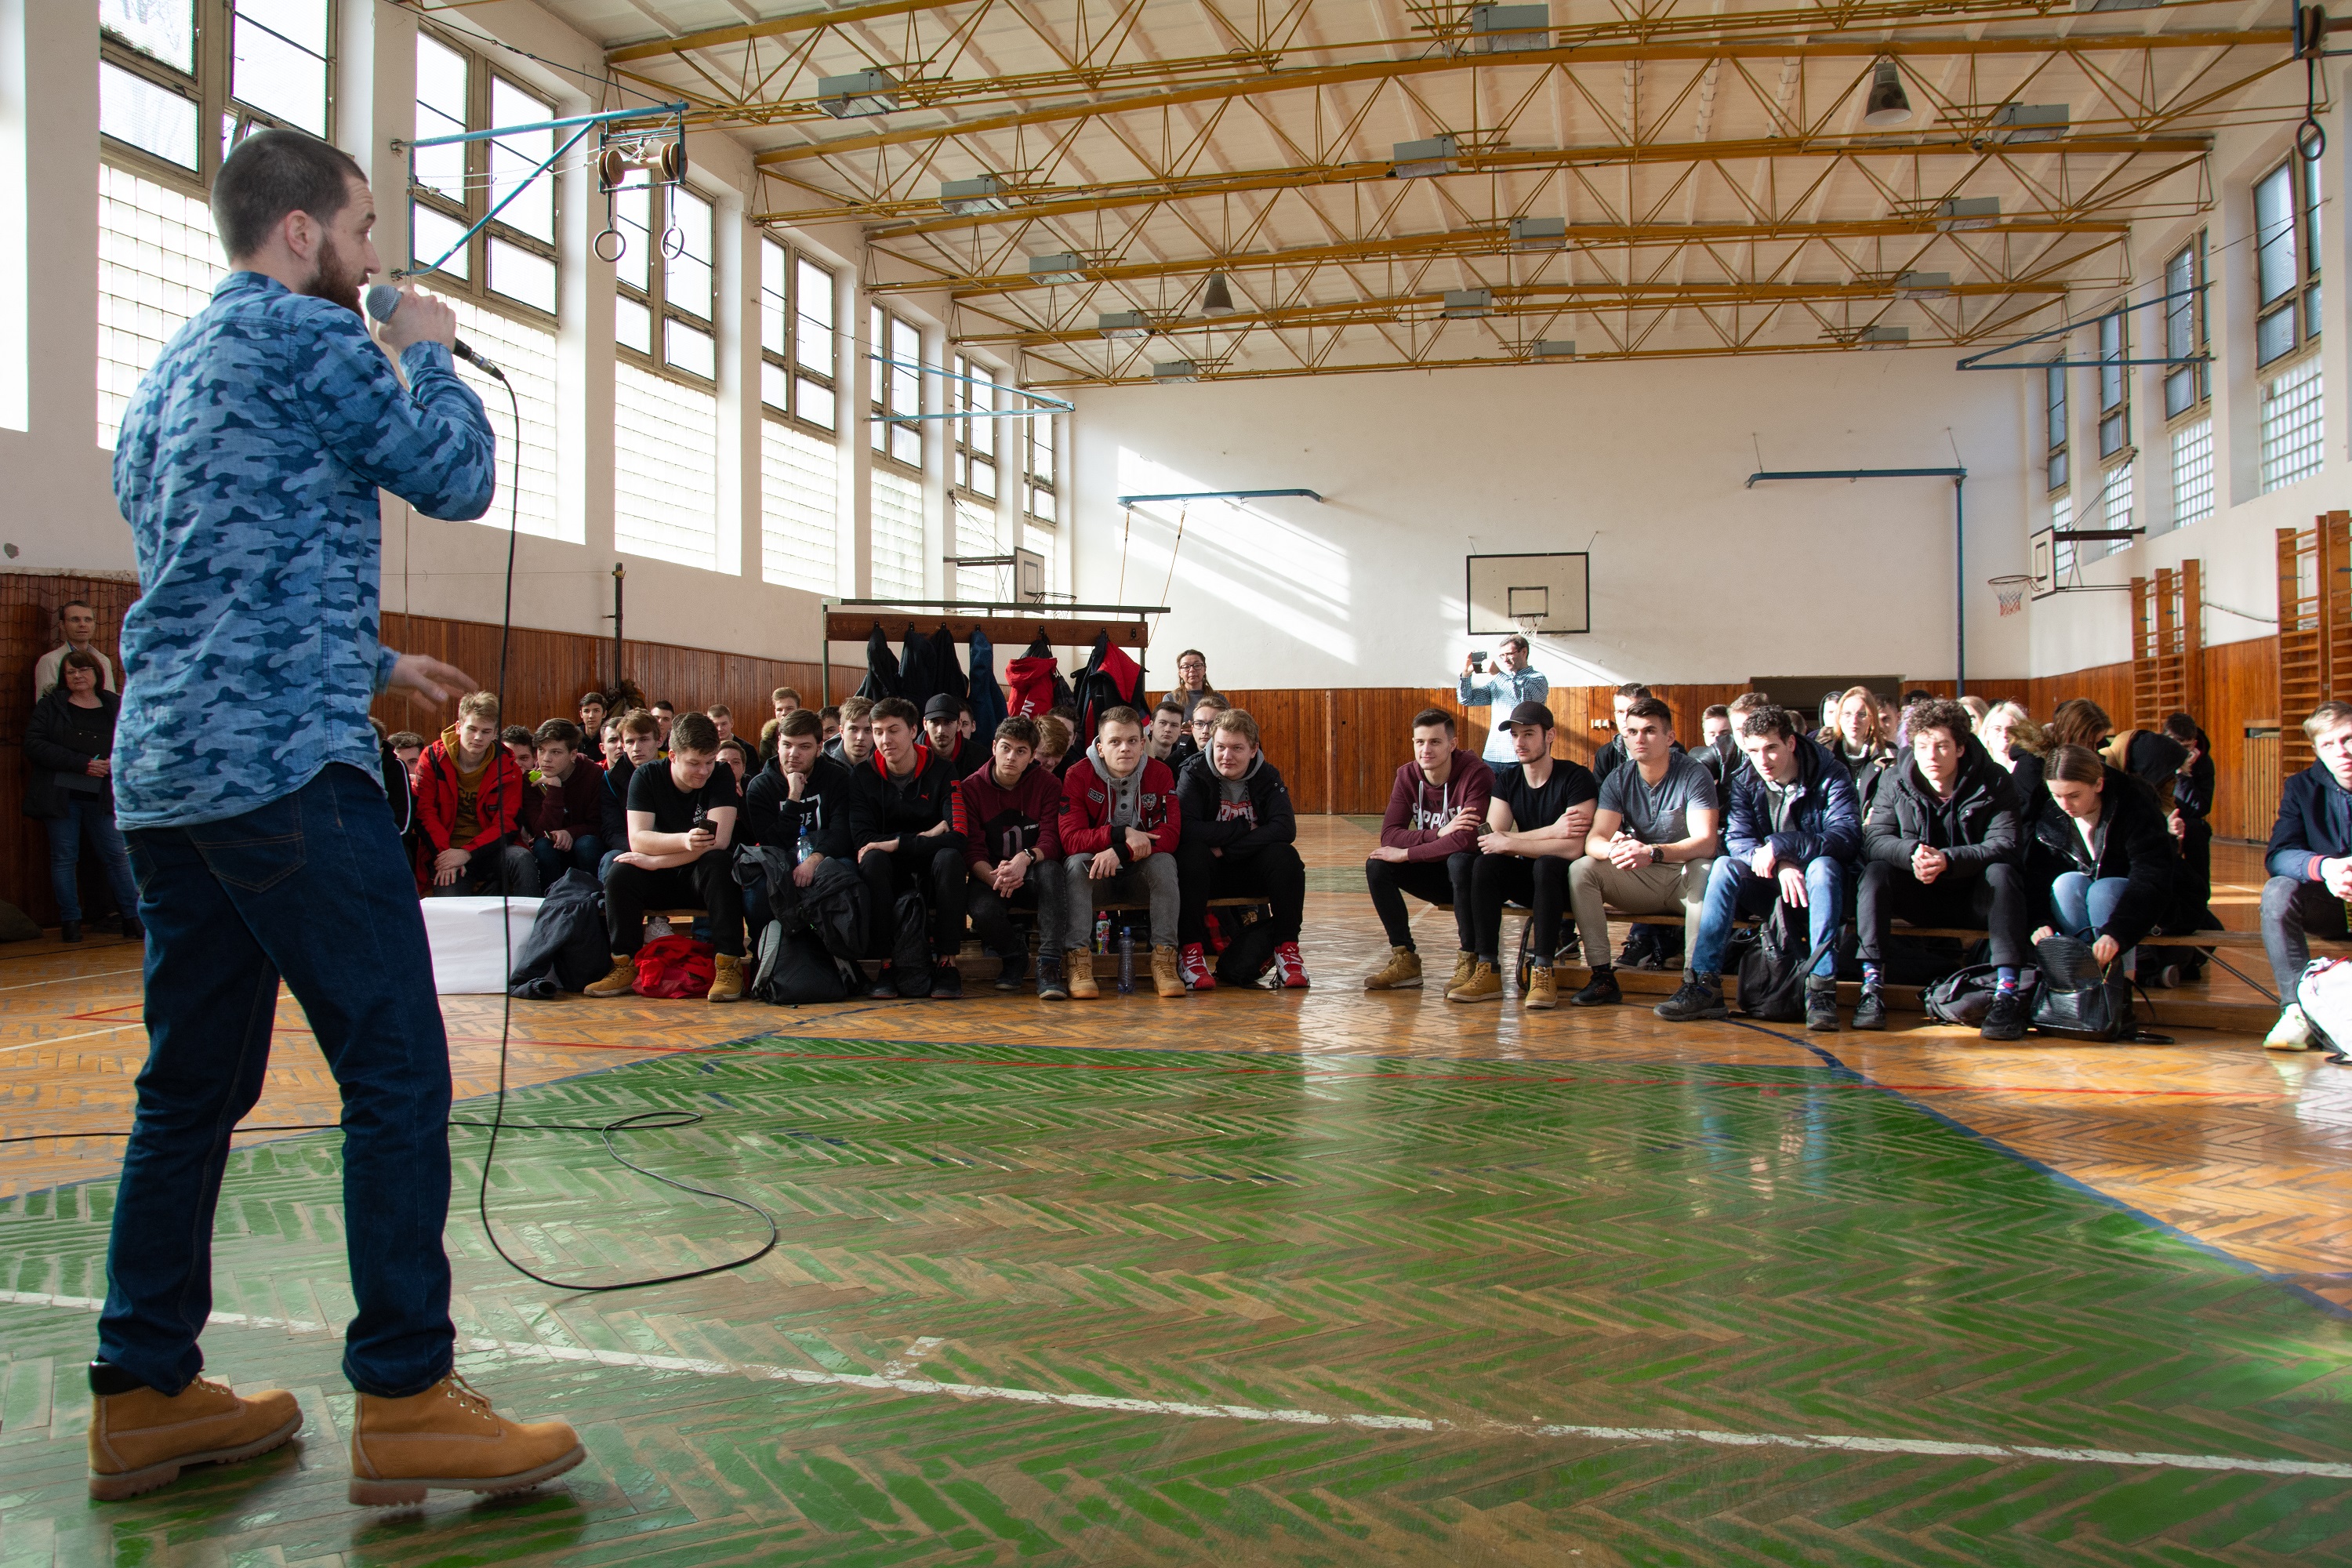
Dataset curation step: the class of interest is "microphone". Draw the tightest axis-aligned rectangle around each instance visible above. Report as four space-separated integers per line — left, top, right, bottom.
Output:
364 284 504 380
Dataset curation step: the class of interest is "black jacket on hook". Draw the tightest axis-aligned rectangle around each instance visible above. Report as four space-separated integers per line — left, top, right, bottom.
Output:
855 623 902 701
929 626 967 704
899 627 938 710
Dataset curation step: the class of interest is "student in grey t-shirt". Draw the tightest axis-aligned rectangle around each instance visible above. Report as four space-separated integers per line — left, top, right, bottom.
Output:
1566 697 1722 1005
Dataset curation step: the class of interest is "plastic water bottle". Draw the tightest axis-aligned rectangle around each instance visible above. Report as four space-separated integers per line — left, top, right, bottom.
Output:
1116 926 1134 993
796 820 815 863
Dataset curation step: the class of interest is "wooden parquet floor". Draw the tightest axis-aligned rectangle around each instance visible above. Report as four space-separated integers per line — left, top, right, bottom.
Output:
3 822 2349 1565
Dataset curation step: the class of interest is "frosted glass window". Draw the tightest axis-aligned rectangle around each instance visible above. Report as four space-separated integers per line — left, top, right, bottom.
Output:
103 0 196 71
871 467 924 598
614 294 651 355
96 164 225 448
616 362 718 568
413 34 468 201
489 238 555 315
232 0 328 136
665 318 714 381
955 497 996 601
447 297 565 542
1023 523 1056 593
2261 357 2325 491
2170 418 2213 529
760 238 786 356
762 419 838 594
796 257 833 374
100 60 198 169
410 201 469 278
488 78 554 243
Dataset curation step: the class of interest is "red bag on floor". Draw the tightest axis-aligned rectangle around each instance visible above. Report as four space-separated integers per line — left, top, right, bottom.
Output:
632 934 716 998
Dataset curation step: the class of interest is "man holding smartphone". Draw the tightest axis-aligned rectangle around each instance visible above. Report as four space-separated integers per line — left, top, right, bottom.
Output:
587 710 745 1002
1457 635 1548 765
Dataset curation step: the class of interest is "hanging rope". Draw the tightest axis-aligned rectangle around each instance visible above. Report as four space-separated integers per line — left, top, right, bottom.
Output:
2299 5 2329 160
1156 503 1190 616
1115 505 1134 602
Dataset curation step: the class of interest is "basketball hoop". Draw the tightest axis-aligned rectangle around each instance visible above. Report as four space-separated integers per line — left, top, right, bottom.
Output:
1989 574 2034 617
1513 611 1545 642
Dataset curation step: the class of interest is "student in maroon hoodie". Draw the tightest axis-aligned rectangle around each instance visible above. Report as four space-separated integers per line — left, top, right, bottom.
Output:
522 718 608 883
953 715 1069 998
1057 706 1182 998
1363 708 1494 992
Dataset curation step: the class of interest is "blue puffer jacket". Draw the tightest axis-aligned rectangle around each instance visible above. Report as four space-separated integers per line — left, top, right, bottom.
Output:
1722 731 1863 866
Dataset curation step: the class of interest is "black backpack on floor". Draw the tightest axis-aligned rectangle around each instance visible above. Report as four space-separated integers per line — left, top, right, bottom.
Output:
1736 902 1822 1024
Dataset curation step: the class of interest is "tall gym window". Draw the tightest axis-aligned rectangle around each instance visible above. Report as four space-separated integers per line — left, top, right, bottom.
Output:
2254 155 2321 368
96 0 332 447
758 235 838 594
2043 361 2067 494
2163 234 2209 418
871 466 925 598
612 178 720 568
408 31 564 540
2096 313 2129 460
868 306 922 471
1027 412 1058 521
2169 417 2213 530
951 354 996 499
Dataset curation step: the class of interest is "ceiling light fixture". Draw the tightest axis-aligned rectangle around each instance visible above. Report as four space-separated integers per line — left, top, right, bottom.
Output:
1862 61 1913 128
815 68 900 118
1201 273 1236 316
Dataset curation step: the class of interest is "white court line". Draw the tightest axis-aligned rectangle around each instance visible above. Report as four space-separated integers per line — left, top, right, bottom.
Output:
0 965 143 995
5 1288 2347 1480
0 1024 142 1058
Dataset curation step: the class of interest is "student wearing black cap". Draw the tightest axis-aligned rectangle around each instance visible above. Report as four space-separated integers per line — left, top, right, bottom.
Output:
923 693 984 779
1450 701 1598 1009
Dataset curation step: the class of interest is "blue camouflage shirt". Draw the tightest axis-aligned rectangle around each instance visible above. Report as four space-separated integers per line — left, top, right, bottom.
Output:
111 271 495 829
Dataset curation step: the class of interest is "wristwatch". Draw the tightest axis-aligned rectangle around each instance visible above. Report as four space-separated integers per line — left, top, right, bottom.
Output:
1649 843 1661 866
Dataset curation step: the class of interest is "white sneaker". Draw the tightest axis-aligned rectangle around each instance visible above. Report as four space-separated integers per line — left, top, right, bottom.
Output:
2264 1003 2315 1051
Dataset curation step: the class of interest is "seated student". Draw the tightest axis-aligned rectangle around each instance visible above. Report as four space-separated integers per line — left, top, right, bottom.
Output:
2044 696 2111 754
757 717 781 770
739 707 859 941
2025 742 2175 975
1657 705 1860 1030
1058 706 1183 999
706 705 736 747
1453 702 1598 1008
415 692 540 897
2263 700 2352 1051
1566 697 1715 1006
585 710 745 1004
772 686 802 722
521 718 608 883
1174 693 1228 773
1147 699 1189 765
718 735 754 790
577 691 608 738
651 701 676 751
953 715 1069 997
1696 704 1737 783
819 705 842 744
596 718 621 769
1363 708 1493 992
923 694 983 778
848 696 968 1000
1174 708 1307 991
826 695 875 767
1978 700 2047 808
1034 712 1074 776
1163 648 1218 715
387 731 425 775
1855 698 2028 1037
1592 683 1657 782
599 709 659 874
499 724 537 771
2160 710 2219 942
1820 684 1896 809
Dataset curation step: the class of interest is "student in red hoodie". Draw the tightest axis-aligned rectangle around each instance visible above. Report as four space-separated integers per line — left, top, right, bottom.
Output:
521 717 607 884
1363 708 1494 991
1057 706 1182 998
413 691 539 896
953 715 1069 998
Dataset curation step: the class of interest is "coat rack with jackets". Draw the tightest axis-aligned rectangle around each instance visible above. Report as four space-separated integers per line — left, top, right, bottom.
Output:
822 598 1164 746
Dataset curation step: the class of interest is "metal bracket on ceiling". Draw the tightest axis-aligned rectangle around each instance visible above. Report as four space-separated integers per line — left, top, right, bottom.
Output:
1113 488 1324 505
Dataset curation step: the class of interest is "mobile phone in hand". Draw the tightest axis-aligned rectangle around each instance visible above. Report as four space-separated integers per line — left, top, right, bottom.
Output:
1469 651 1486 672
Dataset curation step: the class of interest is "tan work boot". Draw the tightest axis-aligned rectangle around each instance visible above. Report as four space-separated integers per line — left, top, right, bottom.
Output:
1524 963 1558 1010
88 1374 303 1500
1446 950 1477 993
583 953 640 997
707 953 745 1004
1364 946 1422 990
349 1374 584 1507
1064 949 1100 1000
1151 943 1185 997
1446 960 1502 1003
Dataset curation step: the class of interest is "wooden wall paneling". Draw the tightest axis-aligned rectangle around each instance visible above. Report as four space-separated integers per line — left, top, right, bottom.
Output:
2201 635 2281 843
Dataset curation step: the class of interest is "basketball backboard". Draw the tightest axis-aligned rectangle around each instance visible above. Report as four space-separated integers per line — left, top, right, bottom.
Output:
2028 528 2058 598
1466 552 1590 636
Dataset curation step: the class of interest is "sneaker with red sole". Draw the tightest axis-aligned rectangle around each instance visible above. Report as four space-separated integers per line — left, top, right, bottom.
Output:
1272 942 1310 989
1178 943 1217 990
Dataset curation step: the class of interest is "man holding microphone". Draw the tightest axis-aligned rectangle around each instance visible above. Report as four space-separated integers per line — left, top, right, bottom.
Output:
90 129 581 1507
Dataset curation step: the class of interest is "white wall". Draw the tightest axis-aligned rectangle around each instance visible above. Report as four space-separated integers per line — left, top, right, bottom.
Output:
1070 349 2030 690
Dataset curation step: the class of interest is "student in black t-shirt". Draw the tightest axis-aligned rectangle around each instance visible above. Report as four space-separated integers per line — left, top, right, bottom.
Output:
1450 701 1598 1010
585 711 746 1003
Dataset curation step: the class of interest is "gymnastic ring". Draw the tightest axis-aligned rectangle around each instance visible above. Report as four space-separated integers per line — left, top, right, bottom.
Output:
593 227 626 264
659 225 687 261
2299 115 2328 162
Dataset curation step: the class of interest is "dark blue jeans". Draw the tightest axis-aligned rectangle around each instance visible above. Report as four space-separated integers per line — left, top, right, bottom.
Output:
1692 854 1846 979
45 793 142 924
530 832 604 885
102 763 455 1399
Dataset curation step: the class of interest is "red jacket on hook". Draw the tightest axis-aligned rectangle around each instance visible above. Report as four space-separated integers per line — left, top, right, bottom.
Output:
1007 652 1060 718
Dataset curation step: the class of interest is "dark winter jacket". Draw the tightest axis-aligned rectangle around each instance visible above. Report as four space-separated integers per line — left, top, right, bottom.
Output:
1058 748 1179 862
2110 730 2188 813
1377 750 1494 862
855 625 901 701
2026 765 2177 951
1723 733 1862 868
844 746 964 854
1174 752 1296 855
2173 731 2215 821
601 755 636 846
898 628 938 710
2267 760 2352 881
507 869 609 998
520 758 606 843
742 751 858 858
967 628 1007 747
1693 731 1741 793
953 759 1065 871
1862 734 2022 871
928 626 967 704
1076 633 1145 739
23 686 123 818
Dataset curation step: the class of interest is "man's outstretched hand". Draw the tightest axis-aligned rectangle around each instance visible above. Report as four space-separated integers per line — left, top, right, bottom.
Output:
389 653 477 706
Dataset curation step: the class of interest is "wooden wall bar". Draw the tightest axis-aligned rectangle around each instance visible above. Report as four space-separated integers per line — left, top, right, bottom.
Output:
0 570 2292 923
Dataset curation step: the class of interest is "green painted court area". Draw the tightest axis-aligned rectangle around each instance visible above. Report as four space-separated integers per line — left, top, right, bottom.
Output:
5 1038 2350 1566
